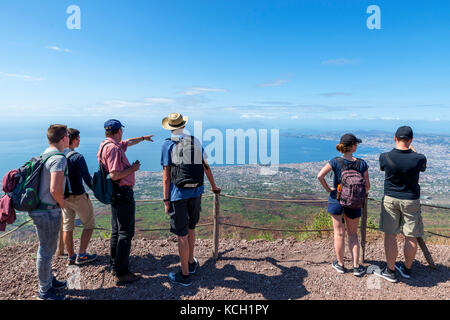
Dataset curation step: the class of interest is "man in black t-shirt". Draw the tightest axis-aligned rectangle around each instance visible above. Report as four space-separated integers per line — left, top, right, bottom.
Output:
374 126 427 283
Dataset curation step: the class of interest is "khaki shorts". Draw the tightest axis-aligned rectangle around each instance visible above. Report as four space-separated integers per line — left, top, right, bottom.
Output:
62 193 95 232
379 195 424 237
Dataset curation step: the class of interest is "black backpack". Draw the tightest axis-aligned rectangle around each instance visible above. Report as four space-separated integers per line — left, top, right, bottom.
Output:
168 136 204 188
64 151 78 198
9 151 66 212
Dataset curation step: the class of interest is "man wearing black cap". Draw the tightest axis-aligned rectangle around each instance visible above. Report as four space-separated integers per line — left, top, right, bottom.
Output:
97 119 154 285
375 126 427 283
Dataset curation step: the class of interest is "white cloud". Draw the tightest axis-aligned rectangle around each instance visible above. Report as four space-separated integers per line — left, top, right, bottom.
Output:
380 116 401 121
321 58 356 65
102 100 147 108
102 97 175 108
258 79 289 87
241 113 268 119
0 71 44 81
182 87 227 95
143 97 175 104
47 46 72 53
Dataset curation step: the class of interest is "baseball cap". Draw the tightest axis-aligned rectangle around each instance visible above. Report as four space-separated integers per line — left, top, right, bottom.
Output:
395 126 413 140
340 133 362 147
104 119 124 131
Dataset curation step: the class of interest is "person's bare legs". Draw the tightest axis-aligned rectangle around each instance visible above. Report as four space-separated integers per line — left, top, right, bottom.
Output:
188 229 195 264
384 233 398 271
344 215 360 268
331 215 345 266
79 229 93 254
63 231 75 257
178 235 190 276
404 236 418 269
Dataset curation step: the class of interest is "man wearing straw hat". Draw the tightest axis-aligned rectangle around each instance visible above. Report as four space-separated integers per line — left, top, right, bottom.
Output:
161 113 221 286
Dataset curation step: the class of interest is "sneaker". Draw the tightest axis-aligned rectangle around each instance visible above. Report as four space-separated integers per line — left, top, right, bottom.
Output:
188 257 199 275
353 265 366 277
38 287 66 301
395 262 411 279
52 276 67 290
168 271 192 287
76 253 97 265
66 254 77 266
374 267 398 283
115 272 141 285
331 261 345 274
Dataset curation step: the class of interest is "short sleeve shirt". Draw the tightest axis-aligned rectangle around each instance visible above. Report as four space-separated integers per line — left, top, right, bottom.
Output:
97 138 134 188
38 147 67 205
379 148 427 200
161 134 207 202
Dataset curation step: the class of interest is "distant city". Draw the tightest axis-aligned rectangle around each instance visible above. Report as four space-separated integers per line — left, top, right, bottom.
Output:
131 131 449 206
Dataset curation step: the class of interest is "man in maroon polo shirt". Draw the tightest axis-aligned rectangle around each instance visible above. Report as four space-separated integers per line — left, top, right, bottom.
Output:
97 119 154 285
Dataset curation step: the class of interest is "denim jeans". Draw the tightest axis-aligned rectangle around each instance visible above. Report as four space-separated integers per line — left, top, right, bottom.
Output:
110 187 135 277
29 209 61 293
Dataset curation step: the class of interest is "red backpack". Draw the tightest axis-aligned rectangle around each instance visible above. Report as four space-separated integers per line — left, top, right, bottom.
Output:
336 158 366 209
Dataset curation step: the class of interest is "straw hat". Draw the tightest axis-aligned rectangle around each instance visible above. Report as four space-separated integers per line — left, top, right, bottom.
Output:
161 113 188 130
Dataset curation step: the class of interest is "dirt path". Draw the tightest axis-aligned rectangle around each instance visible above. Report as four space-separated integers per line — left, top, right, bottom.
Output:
0 237 448 300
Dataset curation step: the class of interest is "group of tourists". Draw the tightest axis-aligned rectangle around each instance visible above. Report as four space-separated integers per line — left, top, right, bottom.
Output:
24 113 426 300
317 125 427 283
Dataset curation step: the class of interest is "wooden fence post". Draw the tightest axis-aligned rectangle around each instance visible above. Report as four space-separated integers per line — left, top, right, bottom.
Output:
360 196 368 264
56 215 65 256
212 192 220 260
417 237 436 269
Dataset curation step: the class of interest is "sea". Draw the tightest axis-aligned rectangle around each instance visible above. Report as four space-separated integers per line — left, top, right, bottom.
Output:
0 121 384 178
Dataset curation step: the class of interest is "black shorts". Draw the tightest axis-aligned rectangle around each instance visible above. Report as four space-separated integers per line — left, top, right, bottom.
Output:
169 196 202 236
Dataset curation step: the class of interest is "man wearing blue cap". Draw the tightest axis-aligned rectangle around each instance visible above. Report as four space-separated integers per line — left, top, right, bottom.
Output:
375 126 427 283
97 119 154 285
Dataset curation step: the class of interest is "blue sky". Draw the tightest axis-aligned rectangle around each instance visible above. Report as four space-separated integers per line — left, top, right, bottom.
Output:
1 0 449 132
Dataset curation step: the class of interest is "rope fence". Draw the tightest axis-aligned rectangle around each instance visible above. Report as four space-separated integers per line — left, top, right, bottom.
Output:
1 193 449 268
2 194 449 239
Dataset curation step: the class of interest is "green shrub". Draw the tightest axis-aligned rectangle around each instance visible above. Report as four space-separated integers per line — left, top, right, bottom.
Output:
248 232 274 241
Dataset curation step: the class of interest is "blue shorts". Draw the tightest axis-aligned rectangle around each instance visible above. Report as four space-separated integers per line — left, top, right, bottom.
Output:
328 191 362 220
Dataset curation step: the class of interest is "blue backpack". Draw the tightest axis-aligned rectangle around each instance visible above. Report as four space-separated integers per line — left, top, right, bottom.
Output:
92 142 116 204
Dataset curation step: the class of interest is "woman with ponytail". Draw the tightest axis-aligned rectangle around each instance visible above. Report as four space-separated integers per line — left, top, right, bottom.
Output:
317 133 370 276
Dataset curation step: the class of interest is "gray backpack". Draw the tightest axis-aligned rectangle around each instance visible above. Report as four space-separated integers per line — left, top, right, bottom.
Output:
336 158 366 209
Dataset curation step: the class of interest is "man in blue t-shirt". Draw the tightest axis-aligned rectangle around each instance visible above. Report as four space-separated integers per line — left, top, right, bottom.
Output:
161 113 221 287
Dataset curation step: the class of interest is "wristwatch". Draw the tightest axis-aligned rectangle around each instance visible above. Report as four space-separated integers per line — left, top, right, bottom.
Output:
163 199 170 203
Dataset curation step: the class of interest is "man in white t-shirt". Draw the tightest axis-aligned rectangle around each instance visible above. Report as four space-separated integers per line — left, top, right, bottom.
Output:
29 124 69 300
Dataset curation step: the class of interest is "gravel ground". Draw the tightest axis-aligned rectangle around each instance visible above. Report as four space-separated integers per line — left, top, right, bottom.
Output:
0 236 449 300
